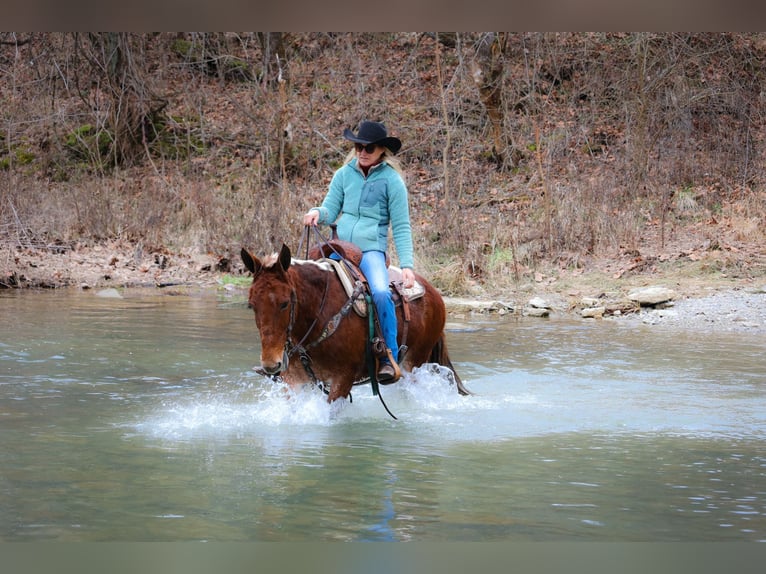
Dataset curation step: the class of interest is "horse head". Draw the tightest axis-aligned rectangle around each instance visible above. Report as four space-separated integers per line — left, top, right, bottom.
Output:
241 244 295 376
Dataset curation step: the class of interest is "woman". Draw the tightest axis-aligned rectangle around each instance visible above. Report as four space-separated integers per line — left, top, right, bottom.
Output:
303 120 415 383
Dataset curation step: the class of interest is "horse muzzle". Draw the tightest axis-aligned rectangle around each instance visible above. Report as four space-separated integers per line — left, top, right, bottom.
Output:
259 349 290 376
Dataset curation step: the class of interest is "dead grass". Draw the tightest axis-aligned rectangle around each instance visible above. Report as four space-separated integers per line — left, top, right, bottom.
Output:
2 33 766 295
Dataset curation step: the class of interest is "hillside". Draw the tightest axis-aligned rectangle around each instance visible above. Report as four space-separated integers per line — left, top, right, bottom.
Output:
2 32 765 302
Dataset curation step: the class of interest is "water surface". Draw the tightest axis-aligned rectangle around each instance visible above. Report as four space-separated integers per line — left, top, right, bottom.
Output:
1 289 764 541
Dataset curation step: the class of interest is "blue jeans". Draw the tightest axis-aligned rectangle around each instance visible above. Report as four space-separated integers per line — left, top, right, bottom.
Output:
359 250 398 363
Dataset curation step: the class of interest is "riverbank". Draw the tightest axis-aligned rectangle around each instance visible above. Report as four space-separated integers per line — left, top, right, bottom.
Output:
1 240 225 290
605 285 766 334
444 284 766 334
4 240 766 335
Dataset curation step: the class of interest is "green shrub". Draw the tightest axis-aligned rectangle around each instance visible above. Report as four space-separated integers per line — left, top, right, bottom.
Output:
64 124 114 162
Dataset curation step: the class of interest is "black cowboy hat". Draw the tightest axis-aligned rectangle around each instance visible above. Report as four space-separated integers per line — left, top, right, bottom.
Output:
342 120 402 155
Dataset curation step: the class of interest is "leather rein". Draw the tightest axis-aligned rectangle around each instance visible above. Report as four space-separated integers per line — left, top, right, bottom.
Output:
282 226 363 387
281 226 398 419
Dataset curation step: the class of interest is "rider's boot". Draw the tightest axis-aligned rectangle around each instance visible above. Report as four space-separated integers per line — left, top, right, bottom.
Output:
377 347 401 384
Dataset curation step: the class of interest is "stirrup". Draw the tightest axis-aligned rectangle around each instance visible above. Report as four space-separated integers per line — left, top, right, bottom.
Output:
377 348 401 384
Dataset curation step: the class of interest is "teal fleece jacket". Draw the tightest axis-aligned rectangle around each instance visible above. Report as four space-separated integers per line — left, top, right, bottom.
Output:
311 159 414 269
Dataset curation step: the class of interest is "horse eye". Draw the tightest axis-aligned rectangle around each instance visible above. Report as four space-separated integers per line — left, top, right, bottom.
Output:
279 301 290 311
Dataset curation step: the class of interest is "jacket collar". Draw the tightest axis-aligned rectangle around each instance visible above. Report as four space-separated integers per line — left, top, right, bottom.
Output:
352 158 388 177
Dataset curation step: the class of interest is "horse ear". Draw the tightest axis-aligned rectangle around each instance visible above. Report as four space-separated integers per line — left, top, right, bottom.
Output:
241 248 261 275
278 244 292 271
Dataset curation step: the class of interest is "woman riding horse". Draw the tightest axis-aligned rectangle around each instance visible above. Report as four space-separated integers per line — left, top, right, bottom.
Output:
303 120 413 384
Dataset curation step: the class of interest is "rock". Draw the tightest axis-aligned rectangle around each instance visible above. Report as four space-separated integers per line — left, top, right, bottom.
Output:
525 307 550 317
628 286 676 306
581 306 605 319
528 297 550 309
444 298 515 314
96 288 123 299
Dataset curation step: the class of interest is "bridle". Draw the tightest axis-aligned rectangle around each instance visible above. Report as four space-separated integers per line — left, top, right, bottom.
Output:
260 227 399 419
284 223 361 370
280 273 330 382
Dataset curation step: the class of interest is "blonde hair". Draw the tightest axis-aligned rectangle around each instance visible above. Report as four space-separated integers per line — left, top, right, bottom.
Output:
343 146 404 177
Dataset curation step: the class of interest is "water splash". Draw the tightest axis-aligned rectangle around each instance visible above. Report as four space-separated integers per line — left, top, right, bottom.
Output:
135 378 336 441
134 364 469 441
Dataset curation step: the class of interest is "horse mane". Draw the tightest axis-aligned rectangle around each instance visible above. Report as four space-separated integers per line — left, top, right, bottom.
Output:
260 252 281 269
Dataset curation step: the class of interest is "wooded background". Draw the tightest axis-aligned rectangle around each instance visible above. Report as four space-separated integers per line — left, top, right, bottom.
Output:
2 33 764 293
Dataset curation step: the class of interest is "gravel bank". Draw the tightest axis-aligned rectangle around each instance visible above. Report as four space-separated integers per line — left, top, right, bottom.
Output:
612 286 766 334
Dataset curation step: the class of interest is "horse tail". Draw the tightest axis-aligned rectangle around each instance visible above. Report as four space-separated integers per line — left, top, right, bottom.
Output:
429 334 474 396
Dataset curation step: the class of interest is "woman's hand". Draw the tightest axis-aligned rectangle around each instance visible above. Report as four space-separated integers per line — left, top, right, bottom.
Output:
303 210 319 226
401 268 415 289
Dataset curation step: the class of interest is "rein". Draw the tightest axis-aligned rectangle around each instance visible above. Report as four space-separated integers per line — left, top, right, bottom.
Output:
286 224 347 355
281 269 329 385
287 225 399 420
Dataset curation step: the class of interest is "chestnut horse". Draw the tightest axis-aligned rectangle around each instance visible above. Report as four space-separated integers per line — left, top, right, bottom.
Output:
241 244 471 404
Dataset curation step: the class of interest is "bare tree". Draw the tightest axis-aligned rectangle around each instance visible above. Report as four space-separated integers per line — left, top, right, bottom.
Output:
471 32 509 168
257 32 285 87
73 33 167 167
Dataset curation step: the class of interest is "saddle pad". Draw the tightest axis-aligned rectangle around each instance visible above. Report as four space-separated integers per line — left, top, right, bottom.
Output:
321 258 425 317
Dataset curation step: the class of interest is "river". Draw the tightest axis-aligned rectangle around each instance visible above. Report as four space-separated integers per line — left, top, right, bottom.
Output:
1 288 764 542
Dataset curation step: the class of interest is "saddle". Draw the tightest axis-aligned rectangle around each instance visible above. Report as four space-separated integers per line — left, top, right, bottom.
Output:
308 238 425 317
307 237 422 391
308 238 364 268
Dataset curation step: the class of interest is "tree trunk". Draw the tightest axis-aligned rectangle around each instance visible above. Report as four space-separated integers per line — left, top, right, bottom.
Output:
257 32 284 87
83 33 165 167
472 33 508 167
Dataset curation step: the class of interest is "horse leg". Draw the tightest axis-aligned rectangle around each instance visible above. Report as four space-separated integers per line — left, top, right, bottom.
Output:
430 334 473 396
326 379 353 403
266 363 316 396
281 370 307 393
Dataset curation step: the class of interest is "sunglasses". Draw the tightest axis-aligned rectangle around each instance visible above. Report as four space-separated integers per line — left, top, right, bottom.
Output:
354 143 379 154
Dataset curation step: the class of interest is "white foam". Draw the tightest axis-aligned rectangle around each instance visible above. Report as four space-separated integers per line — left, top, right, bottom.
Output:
134 364 472 441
